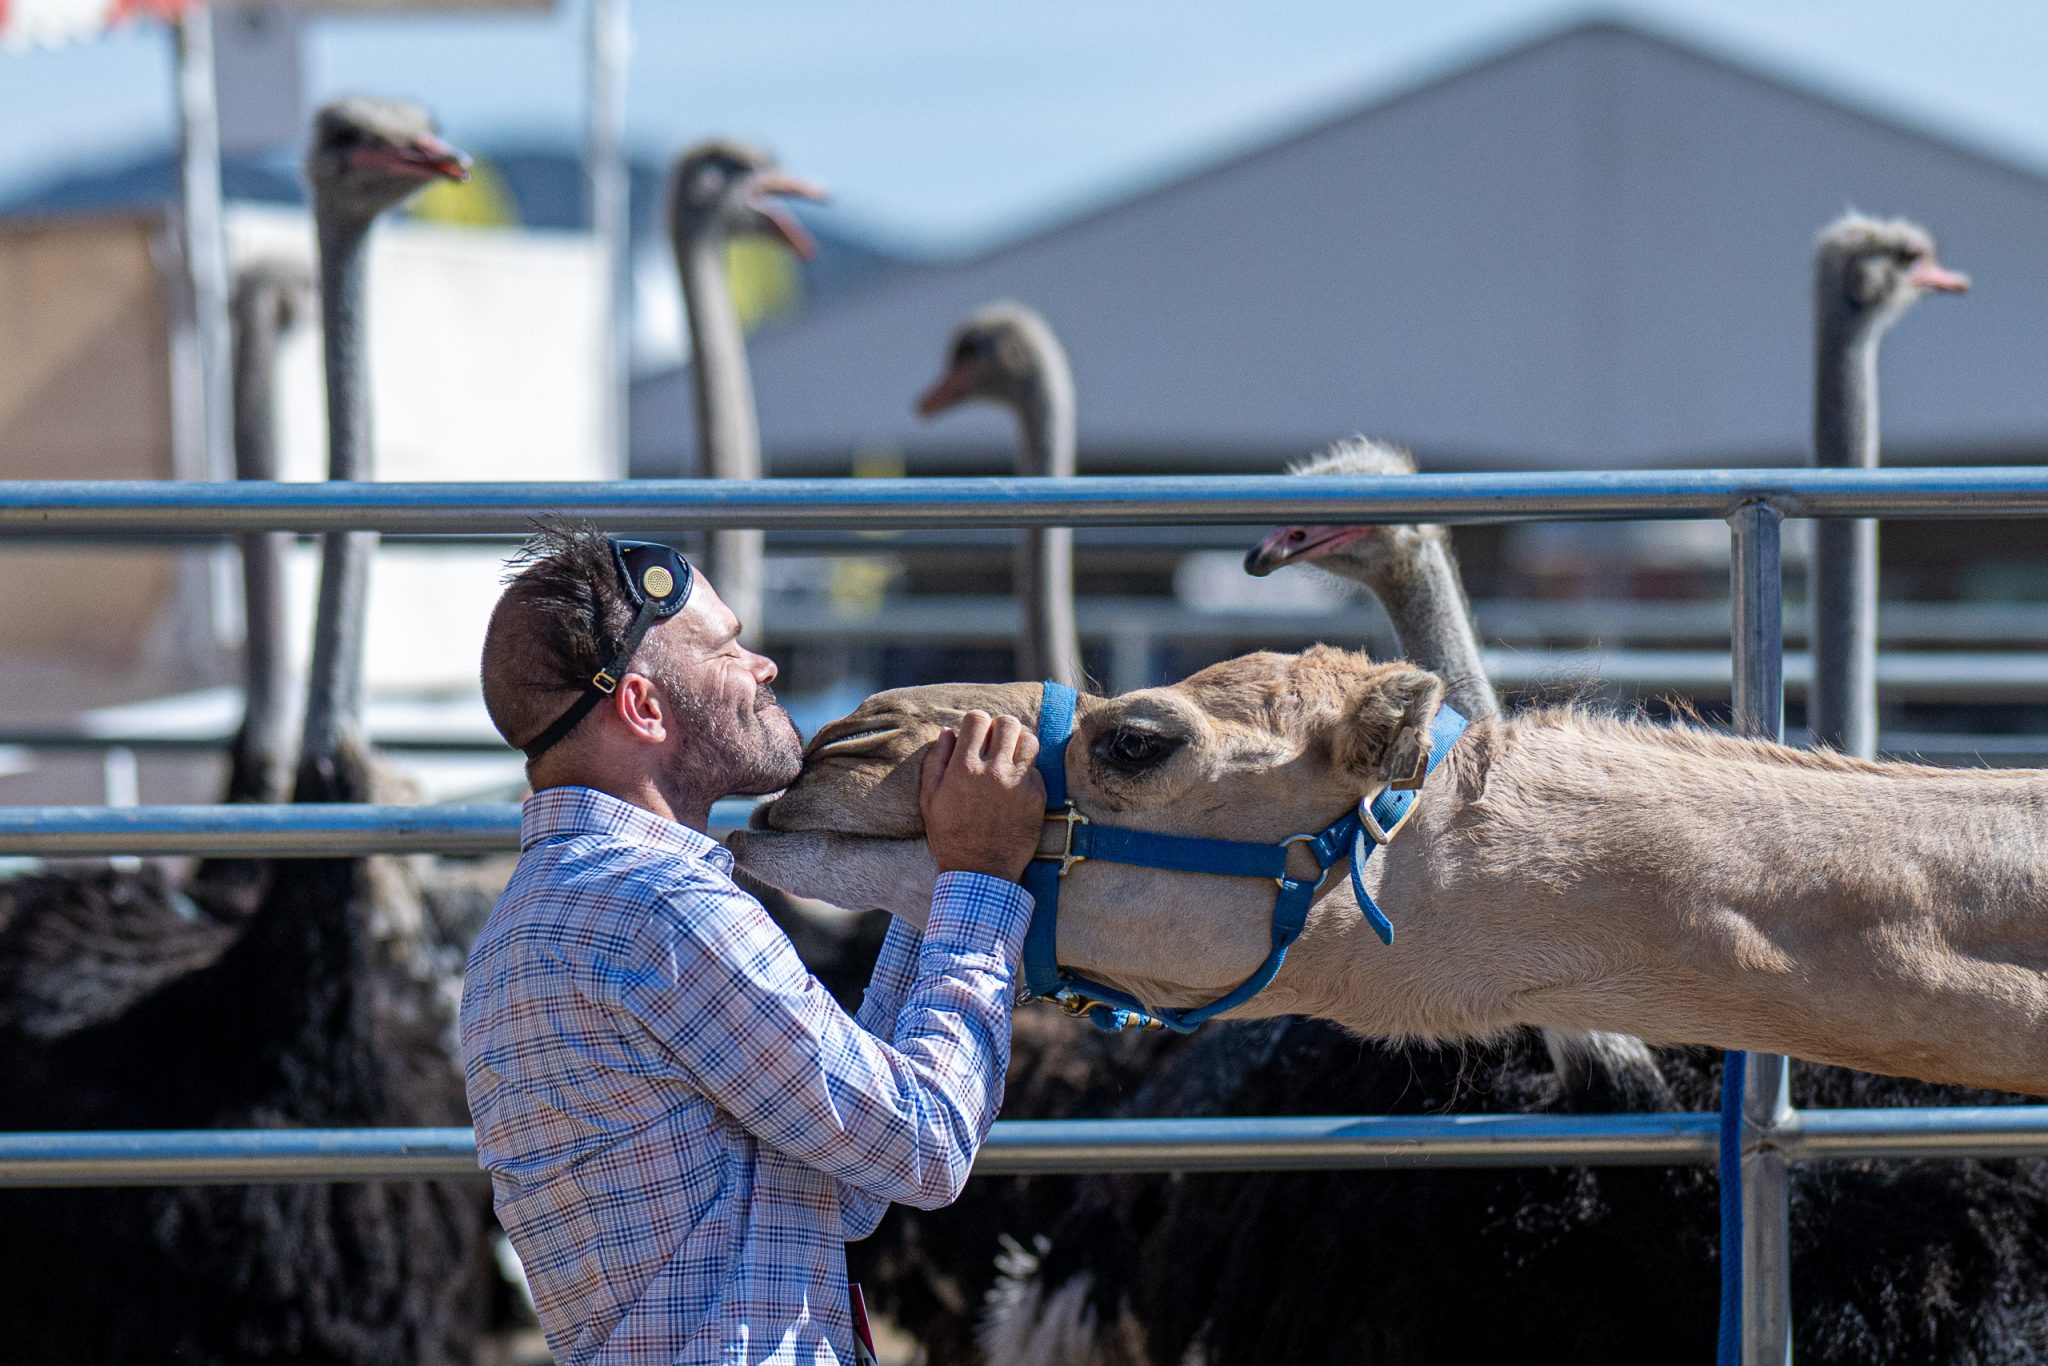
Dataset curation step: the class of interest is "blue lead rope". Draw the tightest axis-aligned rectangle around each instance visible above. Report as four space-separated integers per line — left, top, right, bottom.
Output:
1020 680 1467 1033
1718 1048 1747 1366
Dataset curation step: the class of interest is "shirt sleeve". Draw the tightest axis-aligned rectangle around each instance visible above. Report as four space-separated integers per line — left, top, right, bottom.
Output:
837 915 927 1240
589 869 1032 1215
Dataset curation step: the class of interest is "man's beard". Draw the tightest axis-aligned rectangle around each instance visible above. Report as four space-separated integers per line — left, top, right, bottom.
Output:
665 678 803 800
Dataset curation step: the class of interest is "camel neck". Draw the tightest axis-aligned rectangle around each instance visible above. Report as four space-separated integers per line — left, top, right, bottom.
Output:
303 208 377 790
229 275 298 802
1372 539 1497 720
1299 719 2048 1094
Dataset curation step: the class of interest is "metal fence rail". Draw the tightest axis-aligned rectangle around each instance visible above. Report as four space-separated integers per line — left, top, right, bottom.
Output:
6 1107 2048 1188
5 467 2048 1366
6 467 2048 536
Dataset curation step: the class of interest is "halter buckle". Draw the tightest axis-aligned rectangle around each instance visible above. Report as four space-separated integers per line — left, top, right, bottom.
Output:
591 670 619 695
1274 831 1324 888
1358 782 1418 846
1035 803 1091 877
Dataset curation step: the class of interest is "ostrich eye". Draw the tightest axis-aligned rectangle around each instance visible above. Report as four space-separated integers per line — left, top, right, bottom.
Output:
1093 725 1182 772
954 335 990 364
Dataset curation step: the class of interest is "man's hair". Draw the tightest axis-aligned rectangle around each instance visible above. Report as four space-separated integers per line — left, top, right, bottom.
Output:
482 522 648 754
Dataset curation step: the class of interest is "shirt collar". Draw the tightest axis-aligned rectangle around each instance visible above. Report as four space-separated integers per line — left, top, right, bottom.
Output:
520 785 733 871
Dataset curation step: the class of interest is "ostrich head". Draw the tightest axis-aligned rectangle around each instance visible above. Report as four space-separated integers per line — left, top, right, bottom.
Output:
1243 439 1445 588
1816 213 1968 338
305 97 470 226
915 302 1067 416
667 139 827 260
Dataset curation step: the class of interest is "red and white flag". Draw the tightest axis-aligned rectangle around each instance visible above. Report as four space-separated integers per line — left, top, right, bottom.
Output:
0 0 198 50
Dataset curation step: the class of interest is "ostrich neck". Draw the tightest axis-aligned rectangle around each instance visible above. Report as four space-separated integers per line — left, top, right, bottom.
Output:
1284 720 2048 1095
316 215 373 480
1811 312 1886 759
675 219 766 640
302 209 377 790
1814 318 1881 470
228 280 296 801
1365 540 1496 720
678 227 759 479
1012 357 1082 686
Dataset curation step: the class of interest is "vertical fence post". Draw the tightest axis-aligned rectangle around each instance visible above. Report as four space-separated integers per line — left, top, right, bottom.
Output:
586 0 632 474
173 6 233 485
1729 500 1792 1365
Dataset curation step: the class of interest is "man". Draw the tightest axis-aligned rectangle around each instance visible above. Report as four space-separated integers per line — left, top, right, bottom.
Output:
460 527 1045 1365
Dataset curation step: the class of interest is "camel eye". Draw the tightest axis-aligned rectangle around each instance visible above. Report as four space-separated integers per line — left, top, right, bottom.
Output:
1094 725 1181 772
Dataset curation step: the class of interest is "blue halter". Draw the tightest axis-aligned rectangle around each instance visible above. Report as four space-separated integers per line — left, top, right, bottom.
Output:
1019 680 1469 1033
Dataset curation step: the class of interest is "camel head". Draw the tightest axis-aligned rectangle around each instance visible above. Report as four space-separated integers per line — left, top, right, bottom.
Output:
732 647 1446 1012
668 138 828 260
1242 439 1446 591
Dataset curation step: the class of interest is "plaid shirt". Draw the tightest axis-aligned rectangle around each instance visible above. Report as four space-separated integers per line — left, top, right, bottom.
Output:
460 786 1031 1366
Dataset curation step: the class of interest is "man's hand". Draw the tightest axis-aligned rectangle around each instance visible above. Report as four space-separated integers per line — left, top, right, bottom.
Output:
919 711 1046 883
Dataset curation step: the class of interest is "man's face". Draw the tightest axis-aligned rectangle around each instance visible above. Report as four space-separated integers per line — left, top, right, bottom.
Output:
643 578 802 798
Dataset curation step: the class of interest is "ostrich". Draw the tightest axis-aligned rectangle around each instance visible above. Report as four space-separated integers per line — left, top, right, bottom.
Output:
187 260 319 914
917 302 1085 687
668 138 824 645
973 444 2048 1366
1809 215 1966 758
0 262 319 1038
0 99 500 1365
225 260 316 807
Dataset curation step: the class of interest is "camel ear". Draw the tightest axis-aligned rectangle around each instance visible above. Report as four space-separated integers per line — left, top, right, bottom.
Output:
1334 666 1446 788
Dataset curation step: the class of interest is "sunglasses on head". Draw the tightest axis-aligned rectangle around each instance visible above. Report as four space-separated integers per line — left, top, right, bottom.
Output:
521 538 695 761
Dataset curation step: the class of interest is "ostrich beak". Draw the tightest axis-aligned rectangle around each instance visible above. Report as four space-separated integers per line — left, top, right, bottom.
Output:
915 363 977 417
1244 525 1373 576
349 134 472 182
1910 259 1970 294
745 170 828 260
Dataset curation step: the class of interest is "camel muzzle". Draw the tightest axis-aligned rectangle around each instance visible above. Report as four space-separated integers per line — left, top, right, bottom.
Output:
1016 680 1471 1034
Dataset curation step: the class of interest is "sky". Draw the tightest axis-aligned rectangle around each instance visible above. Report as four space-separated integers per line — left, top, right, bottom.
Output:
7 0 2048 253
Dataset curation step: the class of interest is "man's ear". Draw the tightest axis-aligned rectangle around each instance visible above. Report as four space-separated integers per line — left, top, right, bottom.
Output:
614 672 668 745
1333 666 1445 788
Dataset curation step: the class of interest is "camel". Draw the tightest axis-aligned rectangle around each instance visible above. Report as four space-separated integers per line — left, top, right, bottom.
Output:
964 439 2048 1366
734 647 2048 1096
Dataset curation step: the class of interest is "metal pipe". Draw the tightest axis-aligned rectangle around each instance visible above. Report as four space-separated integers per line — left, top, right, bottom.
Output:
585 0 631 471
1729 501 1793 1366
0 798 767 856
6 1108 2048 1187
173 7 233 486
13 468 2048 537
0 732 516 755
0 804 521 857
